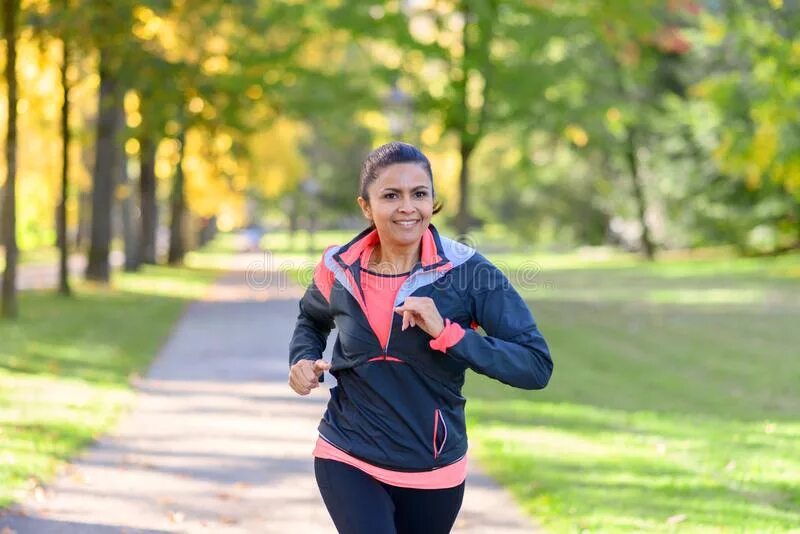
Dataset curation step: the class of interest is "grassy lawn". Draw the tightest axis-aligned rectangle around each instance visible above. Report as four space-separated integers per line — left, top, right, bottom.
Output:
464 253 800 532
0 265 219 508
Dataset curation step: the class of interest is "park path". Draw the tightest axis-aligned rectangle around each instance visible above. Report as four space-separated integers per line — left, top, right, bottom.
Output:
1 256 538 533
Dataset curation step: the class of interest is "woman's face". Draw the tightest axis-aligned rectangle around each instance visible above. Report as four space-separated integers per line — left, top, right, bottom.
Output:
357 162 434 249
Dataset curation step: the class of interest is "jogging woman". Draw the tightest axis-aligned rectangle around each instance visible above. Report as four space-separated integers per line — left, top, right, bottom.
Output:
288 141 553 534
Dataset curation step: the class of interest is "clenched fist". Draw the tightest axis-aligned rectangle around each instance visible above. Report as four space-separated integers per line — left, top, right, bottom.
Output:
289 359 331 395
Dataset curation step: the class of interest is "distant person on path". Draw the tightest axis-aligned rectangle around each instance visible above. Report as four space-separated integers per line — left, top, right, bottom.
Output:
288 142 553 534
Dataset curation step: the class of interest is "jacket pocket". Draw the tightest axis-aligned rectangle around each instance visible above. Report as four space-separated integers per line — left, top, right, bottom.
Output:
432 408 448 459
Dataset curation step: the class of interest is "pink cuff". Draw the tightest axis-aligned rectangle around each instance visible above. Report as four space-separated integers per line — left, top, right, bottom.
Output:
429 318 466 353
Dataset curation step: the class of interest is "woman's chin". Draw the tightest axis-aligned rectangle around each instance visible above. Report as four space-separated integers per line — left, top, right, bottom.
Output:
383 224 422 243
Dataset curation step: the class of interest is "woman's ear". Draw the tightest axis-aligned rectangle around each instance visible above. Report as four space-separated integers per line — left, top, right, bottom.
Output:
357 196 372 222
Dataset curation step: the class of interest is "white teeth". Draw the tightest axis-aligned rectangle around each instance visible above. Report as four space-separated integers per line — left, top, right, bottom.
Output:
396 221 418 227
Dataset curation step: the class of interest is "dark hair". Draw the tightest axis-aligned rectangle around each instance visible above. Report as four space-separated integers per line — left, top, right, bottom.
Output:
359 142 443 228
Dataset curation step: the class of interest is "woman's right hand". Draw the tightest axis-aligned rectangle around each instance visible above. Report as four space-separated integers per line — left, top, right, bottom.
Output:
288 359 331 395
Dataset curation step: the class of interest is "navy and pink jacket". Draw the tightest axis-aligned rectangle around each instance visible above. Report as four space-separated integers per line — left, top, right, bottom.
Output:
289 223 553 474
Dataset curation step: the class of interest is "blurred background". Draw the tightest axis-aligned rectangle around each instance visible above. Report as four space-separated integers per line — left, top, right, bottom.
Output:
1 0 799 531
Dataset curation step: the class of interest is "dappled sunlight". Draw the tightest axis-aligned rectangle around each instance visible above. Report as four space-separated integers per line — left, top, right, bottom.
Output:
113 267 219 300
0 370 131 507
645 288 773 305
0 0 797 529
0 269 219 508
466 400 800 531
487 250 800 280
115 274 213 300
525 286 791 307
463 256 800 528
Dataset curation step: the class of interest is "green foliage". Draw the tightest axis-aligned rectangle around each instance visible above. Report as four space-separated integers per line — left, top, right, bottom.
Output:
690 0 800 251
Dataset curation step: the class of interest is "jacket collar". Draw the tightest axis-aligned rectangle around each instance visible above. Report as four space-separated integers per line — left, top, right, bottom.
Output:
333 223 450 275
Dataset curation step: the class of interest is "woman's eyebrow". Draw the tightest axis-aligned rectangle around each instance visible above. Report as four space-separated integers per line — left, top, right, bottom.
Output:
380 185 430 192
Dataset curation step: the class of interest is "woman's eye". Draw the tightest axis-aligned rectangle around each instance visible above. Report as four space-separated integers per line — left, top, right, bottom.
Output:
382 191 428 199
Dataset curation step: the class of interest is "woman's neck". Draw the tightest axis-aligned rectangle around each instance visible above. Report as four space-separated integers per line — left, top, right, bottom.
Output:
369 241 420 275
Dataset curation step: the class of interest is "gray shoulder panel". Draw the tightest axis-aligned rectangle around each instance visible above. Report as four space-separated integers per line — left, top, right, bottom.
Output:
439 235 476 268
323 245 357 297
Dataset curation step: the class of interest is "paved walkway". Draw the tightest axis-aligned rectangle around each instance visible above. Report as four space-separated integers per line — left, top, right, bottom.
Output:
0 263 537 533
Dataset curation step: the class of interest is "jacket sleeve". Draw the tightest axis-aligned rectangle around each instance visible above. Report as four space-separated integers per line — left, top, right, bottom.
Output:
445 258 553 390
288 263 335 369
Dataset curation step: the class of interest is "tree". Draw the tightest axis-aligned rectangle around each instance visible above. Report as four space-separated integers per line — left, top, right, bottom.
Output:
138 133 158 264
1 0 20 318
696 0 800 252
167 126 186 264
117 101 139 272
85 46 121 282
57 0 72 295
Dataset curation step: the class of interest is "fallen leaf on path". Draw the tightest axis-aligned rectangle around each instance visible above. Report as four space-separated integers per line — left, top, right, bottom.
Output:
219 516 239 525
167 511 185 523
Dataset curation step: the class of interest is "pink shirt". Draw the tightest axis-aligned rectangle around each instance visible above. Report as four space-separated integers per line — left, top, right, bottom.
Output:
312 240 468 489
360 245 409 349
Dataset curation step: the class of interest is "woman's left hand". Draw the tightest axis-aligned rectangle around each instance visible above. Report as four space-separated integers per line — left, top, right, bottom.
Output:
394 297 445 338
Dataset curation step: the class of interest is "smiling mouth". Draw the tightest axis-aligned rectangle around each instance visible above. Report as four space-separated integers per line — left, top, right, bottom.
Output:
394 220 420 227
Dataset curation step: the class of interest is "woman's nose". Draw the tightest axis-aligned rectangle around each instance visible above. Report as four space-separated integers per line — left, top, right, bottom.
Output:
398 196 414 212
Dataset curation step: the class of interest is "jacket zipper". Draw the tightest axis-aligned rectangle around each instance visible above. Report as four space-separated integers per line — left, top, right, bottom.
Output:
382 266 422 360
433 408 448 459
382 302 395 359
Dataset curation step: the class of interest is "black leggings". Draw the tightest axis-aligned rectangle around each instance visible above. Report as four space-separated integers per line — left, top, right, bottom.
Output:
314 457 465 534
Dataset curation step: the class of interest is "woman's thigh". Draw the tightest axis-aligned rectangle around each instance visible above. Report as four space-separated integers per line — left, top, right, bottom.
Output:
388 482 466 534
314 458 396 534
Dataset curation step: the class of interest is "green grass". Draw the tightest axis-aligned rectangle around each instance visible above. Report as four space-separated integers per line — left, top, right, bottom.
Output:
464 253 800 532
0 264 219 507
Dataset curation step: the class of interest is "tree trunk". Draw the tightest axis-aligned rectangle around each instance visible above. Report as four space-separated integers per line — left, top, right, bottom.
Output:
2 0 19 319
116 104 139 272
58 17 72 296
167 128 186 265
454 137 474 237
139 135 158 264
85 48 120 282
624 127 656 261
795 199 800 250
76 190 90 251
